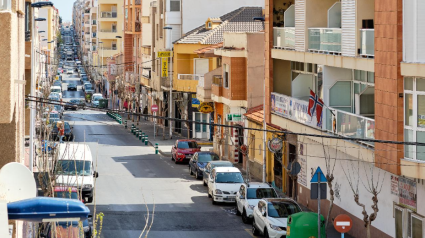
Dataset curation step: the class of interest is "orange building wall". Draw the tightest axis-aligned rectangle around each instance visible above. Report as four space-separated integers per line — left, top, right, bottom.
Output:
222 57 247 101
265 0 273 124
374 0 403 174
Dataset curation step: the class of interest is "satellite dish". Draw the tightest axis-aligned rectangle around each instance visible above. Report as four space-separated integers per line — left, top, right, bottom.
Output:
0 162 37 203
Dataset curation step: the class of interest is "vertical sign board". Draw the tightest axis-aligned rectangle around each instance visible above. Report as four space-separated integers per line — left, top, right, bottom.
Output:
161 60 168 78
310 167 327 238
398 177 417 211
391 175 399 195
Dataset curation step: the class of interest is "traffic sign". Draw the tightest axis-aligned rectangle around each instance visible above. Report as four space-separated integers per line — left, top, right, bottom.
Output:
311 167 327 183
151 104 158 112
158 51 171 58
334 214 353 234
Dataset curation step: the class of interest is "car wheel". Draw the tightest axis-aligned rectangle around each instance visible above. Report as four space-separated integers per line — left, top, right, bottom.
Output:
236 206 241 216
264 229 269 238
252 219 259 235
242 210 250 224
189 167 193 175
212 193 216 205
87 196 93 203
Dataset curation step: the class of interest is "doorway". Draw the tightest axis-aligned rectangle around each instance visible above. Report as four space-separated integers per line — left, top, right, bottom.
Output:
193 112 209 139
237 126 244 164
273 151 283 192
287 144 297 199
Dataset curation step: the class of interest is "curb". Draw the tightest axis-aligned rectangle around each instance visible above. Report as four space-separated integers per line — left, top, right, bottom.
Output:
147 141 172 157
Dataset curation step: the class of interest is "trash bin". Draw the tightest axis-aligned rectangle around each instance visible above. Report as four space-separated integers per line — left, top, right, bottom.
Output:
287 212 326 238
98 99 108 109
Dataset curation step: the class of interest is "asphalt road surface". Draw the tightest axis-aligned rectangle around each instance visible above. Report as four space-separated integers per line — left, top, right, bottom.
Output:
62 101 253 237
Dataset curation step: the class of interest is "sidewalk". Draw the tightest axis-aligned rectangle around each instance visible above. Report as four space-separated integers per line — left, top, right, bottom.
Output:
122 117 213 156
233 163 353 238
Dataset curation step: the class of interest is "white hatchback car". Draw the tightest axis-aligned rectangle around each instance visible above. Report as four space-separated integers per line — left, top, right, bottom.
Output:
207 167 244 204
252 198 302 238
236 183 279 224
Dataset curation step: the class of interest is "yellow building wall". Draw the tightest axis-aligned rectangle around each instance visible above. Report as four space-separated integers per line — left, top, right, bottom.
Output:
173 43 217 92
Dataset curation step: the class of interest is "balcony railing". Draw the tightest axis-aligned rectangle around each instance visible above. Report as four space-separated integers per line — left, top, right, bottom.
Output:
0 0 11 10
135 22 141 32
135 0 141 4
178 74 202 80
100 29 117 33
271 92 375 146
360 29 374 57
308 28 342 53
273 27 295 49
100 11 117 18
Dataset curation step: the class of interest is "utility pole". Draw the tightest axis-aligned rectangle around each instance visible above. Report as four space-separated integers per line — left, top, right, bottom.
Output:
164 26 173 139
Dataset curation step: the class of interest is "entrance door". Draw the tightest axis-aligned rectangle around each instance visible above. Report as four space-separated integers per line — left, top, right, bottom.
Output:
193 112 209 139
287 144 297 199
273 151 283 192
237 126 244 163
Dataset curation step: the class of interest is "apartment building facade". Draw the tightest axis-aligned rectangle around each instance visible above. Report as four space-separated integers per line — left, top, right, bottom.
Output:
261 0 424 237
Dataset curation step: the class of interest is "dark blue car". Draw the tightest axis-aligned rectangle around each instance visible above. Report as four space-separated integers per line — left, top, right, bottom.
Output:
189 152 220 179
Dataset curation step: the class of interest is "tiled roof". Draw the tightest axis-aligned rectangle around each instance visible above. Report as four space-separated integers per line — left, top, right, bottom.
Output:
175 7 264 45
194 42 224 54
244 105 285 130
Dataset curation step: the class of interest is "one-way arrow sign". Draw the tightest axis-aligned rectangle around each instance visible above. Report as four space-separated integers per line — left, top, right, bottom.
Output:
310 167 327 183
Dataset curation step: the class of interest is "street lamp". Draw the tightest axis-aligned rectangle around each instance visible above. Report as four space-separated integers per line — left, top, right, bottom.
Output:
29 2 54 173
114 36 122 111
163 26 173 139
98 41 103 94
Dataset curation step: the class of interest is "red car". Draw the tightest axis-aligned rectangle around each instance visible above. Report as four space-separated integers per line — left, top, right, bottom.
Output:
171 140 201 164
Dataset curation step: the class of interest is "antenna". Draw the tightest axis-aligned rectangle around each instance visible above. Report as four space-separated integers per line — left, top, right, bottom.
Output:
0 162 37 203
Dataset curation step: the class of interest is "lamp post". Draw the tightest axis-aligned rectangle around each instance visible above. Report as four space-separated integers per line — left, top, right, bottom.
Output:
98 41 103 94
29 2 53 172
164 26 173 139
115 36 122 111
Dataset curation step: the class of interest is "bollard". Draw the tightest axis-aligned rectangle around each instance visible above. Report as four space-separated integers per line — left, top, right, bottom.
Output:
125 120 128 129
155 143 158 154
145 139 148 146
142 135 145 142
131 126 134 134
139 132 142 140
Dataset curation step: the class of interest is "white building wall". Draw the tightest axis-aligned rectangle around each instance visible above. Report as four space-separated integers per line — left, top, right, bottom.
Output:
181 0 264 34
322 66 352 107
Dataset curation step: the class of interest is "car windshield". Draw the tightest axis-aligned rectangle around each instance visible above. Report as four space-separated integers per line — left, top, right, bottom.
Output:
85 85 93 90
247 188 278 199
198 154 219 163
50 113 60 119
178 141 198 149
267 202 301 218
211 162 233 169
55 160 91 176
55 191 79 199
215 172 244 183
93 96 102 101
54 105 62 111
51 88 61 93
69 83 75 87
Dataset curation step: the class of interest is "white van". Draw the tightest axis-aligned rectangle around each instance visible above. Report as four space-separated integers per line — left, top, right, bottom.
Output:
50 86 62 98
55 143 98 203
207 167 245 204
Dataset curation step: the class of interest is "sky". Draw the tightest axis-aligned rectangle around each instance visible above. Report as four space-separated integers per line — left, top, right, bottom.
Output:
50 0 75 23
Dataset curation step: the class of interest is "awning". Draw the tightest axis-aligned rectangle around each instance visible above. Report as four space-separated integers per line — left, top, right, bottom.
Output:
7 197 90 222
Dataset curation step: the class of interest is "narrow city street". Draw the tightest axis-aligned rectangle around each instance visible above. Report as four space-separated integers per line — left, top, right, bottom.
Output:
62 100 252 237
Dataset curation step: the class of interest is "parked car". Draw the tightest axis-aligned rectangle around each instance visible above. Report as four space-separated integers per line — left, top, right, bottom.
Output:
189 152 220 179
67 69 73 74
203 161 234 186
82 82 91 92
68 83 77 91
236 183 279 224
207 167 244 204
51 121 74 141
171 140 201 164
252 198 302 238
91 94 103 107
50 86 62 98
53 81 62 87
80 75 88 83
65 101 78 110
41 111 60 124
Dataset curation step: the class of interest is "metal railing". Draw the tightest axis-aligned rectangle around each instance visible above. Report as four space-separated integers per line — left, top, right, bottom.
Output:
135 0 141 4
360 29 374 57
273 27 295 49
178 74 202 80
100 29 117 33
212 75 222 86
308 28 342 53
100 11 117 18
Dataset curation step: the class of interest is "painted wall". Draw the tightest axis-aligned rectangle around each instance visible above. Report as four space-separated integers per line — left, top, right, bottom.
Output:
246 32 265 108
181 0 265 34
273 59 291 96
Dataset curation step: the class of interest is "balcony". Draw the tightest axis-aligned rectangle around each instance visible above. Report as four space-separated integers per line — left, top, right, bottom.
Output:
100 11 117 18
92 20 97 25
178 74 202 80
211 76 223 98
271 92 375 146
273 27 295 49
308 28 342 54
360 29 374 57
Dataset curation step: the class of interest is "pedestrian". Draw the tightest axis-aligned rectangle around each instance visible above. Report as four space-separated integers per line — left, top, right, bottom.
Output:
143 106 148 121
124 100 128 112
59 122 65 143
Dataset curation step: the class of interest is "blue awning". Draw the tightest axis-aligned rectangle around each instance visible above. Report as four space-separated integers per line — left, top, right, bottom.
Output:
7 197 90 222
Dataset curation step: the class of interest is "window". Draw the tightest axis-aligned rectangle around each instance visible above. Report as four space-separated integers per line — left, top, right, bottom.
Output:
395 206 423 238
404 77 425 161
25 2 31 41
170 0 180 12
223 64 229 88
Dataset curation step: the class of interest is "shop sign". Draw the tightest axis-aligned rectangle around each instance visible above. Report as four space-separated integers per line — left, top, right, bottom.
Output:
391 175 399 195
298 156 307 187
226 114 242 122
398 177 417 211
268 137 283 153
161 60 168 77
199 102 214 113
271 92 321 129
192 96 200 108
158 51 171 58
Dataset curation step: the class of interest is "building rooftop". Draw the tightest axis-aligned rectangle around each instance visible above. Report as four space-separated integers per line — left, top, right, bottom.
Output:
175 7 264 45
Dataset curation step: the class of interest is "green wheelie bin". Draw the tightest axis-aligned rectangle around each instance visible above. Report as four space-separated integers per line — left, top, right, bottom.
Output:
98 98 109 109
287 212 326 238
